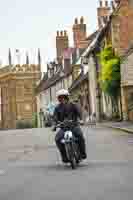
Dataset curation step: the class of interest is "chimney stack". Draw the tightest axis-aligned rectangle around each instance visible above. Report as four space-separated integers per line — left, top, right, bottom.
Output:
97 0 111 28
105 0 108 7
100 0 103 7
56 30 69 63
72 17 87 49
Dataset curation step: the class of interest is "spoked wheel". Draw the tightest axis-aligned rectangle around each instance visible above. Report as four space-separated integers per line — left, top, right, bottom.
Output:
65 142 77 170
69 144 77 170
73 142 81 165
71 156 77 170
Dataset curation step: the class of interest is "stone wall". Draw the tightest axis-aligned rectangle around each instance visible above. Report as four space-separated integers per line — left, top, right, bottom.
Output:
121 52 133 86
0 64 41 129
121 51 133 121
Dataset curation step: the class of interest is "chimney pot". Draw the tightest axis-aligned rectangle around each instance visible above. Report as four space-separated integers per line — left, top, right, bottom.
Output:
64 30 67 36
80 16 84 24
60 31 63 36
75 18 78 24
105 0 108 7
57 31 59 36
100 0 103 7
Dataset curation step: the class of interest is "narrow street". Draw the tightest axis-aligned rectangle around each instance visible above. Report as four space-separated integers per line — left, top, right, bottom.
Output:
0 126 133 200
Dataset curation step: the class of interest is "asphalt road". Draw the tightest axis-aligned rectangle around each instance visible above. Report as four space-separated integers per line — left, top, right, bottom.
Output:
0 126 133 200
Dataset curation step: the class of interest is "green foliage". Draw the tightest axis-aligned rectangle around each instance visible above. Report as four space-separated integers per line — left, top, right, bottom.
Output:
99 45 121 98
32 112 38 128
16 120 33 129
98 45 121 118
16 113 38 129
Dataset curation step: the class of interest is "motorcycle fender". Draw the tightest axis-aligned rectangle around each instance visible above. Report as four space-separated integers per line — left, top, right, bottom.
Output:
64 131 73 140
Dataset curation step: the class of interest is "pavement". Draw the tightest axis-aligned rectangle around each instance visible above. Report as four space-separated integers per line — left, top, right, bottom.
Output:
0 126 133 199
101 121 133 133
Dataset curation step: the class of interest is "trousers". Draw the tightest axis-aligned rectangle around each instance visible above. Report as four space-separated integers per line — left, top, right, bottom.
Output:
55 126 86 161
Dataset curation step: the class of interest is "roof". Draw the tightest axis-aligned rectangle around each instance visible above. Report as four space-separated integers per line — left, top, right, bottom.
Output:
36 63 72 93
69 72 88 92
41 67 62 91
75 30 101 64
35 72 48 93
121 43 133 61
36 8 117 95
0 65 11 74
68 21 112 92
86 30 99 42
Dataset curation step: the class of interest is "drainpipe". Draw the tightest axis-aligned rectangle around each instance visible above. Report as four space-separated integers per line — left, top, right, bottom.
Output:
92 50 101 122
50 87 52 102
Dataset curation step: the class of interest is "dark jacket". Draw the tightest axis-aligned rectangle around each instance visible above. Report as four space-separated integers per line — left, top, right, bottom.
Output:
53 102 82 124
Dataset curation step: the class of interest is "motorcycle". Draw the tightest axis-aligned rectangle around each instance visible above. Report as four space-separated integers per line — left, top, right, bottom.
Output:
55 120 82 170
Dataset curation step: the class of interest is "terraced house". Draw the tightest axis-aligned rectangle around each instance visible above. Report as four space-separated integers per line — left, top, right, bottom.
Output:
36 0 133 126
36 17 91 126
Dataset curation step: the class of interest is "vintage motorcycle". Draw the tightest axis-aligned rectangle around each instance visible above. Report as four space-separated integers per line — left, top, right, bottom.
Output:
55 120 82 169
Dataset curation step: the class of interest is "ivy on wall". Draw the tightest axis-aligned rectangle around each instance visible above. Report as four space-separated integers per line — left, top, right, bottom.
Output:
98 45 121 116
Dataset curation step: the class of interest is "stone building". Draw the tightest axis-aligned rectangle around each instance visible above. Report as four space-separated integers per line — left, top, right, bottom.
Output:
0 50 41 129
36 17 89 126
81 0 133 121
121 45 133 121
68 29 99 118
36 60 73 127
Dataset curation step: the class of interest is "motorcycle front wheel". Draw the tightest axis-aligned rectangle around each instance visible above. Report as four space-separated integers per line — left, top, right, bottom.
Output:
65 142 77 170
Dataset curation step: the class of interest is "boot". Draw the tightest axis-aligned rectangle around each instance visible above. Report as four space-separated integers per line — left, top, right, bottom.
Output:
56 142 69 163
79 139 87 159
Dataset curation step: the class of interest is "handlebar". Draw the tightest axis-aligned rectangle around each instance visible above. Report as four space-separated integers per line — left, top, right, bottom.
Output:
54 120 84 129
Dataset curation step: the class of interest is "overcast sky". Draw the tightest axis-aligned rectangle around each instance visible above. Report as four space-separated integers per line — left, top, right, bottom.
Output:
0 0 103 71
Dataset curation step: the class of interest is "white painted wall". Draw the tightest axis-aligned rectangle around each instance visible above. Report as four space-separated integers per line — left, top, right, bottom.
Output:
102 92 112 117
88 56 97 115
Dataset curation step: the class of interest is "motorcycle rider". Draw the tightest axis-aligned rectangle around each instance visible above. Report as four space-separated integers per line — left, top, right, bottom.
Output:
53 89 87 163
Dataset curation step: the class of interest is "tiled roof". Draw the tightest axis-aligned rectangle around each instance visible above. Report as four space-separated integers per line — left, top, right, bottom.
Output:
42 68 63 90
35 72 48 93
86 30 99 42
36 64 72 93
122 43 133 59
